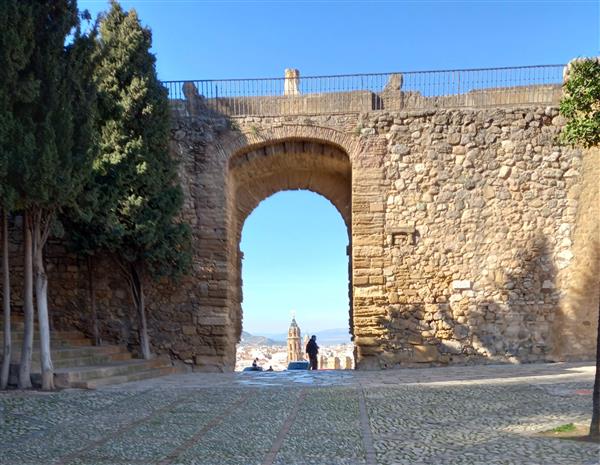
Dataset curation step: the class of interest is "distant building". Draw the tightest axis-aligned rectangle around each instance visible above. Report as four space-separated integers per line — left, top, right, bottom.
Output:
287 317 303 363
345 356 353 370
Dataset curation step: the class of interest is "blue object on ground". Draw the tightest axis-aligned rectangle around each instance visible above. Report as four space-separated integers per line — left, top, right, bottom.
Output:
287 361 310 370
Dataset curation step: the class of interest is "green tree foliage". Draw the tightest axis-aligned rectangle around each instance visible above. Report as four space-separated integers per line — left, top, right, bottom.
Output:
93 1 191 359
559 57 600 441
560 58 600 148
10 0 97 390
0 0 35 389
0 1 35 204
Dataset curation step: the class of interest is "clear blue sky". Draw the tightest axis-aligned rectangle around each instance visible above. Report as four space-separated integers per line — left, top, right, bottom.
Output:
80 0 598 335
240 192 349 335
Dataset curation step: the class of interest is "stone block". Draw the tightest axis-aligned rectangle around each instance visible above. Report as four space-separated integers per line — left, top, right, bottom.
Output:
369 276 385 285
452 280 472 290
411 345 440 362
541 280 554 292
369 202 385 212
355 336 380 347
498 166 511 179
440 340 463 354
197 315 229 326
391 144 410 155
182 325 197 336
354 276 369 286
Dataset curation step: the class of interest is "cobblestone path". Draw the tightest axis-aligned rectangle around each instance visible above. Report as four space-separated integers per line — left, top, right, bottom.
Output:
0 362 598 465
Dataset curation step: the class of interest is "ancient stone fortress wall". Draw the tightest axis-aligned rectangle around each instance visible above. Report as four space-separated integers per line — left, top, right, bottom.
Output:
5 86 598 372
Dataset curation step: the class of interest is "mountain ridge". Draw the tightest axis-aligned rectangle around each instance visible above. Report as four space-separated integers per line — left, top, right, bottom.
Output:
241 328 350 346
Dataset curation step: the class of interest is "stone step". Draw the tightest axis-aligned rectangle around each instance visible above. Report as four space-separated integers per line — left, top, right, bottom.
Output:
3 318 180 389
0 330 86 341
8 350 132 377
71 365 185 389
0 322 40 333
53 358 173 387
39 351 132 370
6 346 134 386
3 337 93 349
4 345 129 363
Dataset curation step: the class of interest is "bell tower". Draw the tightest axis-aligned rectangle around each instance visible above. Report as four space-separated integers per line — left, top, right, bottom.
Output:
287 313 303 363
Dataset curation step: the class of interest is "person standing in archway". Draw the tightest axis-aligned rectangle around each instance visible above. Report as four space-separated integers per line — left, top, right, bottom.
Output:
306 335 319 370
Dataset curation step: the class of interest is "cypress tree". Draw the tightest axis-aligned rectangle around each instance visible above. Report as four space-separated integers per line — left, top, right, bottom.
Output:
94 1 190 359
0 0 35 389
12 0 96 390
61 16 102 345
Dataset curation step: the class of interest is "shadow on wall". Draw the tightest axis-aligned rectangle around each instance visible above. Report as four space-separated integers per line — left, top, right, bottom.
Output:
471 235 558 362
552 147 600 360
376 235 561 367
557 238 600 359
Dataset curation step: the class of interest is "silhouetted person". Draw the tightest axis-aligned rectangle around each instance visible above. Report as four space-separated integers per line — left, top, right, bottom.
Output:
252 358 258 368
306 335 319 370
266 365 274 372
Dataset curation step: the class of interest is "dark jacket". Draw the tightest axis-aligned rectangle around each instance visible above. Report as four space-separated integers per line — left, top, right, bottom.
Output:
306 339 319 356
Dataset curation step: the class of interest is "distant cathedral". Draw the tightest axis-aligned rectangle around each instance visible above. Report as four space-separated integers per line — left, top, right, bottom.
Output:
287 316 303 363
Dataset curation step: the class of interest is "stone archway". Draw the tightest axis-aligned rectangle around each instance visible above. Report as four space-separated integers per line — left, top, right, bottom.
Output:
225 138 353 368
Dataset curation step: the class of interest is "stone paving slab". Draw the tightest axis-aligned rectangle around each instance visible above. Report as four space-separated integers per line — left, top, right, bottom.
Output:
0 362 598 465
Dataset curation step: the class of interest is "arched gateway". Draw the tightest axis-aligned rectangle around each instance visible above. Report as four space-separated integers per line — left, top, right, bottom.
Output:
227 137 353 361
185 122 358 370
38 66 599 371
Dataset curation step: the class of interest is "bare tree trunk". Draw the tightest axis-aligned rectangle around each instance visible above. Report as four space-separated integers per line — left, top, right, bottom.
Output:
32 212 54 390
87 256 99 346
118 260 152 360
33 212 54 391
590 299 600 440
1 210 11 389
133 266 151 360
18 213 33 389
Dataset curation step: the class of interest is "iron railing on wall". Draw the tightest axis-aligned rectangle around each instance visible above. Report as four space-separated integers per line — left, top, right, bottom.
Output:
162 64 565 117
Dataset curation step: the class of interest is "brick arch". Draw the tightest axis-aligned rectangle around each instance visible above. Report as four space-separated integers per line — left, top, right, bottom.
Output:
230 139 352 235
214 124 361 165
225 137 353 366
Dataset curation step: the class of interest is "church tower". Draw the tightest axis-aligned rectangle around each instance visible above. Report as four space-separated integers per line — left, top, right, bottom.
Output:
287 316 303 363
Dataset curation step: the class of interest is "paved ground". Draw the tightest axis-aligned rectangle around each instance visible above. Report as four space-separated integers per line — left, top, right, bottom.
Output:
0 362 598 465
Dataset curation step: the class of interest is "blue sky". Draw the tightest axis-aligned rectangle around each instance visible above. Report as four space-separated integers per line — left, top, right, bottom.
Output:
80 0 598 334
240 192 349 335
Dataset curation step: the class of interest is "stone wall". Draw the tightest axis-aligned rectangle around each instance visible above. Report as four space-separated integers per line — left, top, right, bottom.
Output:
351 107 590 367
552 147 600 359
3 98 598 371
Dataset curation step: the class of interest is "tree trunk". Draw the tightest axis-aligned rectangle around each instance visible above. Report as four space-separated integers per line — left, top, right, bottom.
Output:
1 210 11 389
130 264 151 360
87 256 99 346
590 298 600 440
18 213 33 389
32 213 54 390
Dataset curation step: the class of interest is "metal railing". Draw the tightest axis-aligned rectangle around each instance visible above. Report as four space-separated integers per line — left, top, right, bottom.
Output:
163 64 565 117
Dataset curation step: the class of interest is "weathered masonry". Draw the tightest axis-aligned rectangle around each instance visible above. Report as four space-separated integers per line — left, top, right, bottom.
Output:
18 65 600 371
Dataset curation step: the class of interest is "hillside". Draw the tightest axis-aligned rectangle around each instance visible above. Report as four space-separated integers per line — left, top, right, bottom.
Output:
239 331 285 347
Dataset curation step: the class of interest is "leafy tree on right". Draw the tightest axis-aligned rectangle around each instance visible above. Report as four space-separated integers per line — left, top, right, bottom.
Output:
560 57 600 440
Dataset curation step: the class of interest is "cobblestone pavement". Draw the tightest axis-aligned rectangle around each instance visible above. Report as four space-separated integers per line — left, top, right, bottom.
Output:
0 362 598 465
